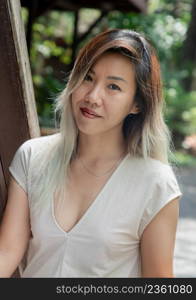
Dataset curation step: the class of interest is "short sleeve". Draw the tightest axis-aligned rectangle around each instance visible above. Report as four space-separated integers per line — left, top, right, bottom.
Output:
8 140 31 193
138 166 183 237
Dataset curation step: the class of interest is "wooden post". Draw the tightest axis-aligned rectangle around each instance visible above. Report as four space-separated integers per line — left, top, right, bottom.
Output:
0 0 40 199
71 10 79 63
0 0 40 276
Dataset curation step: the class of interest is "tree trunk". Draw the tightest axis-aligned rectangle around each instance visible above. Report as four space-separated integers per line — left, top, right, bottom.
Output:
180 0 196 91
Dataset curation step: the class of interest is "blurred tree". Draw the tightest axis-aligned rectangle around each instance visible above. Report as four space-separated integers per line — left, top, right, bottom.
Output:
21 1 196 153
107 0 196 148
180 0 196 91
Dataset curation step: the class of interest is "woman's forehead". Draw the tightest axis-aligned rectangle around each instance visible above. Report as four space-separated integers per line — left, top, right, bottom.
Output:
89 52 135 77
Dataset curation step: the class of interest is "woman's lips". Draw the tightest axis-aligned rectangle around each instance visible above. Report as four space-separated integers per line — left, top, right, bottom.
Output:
80 108 101 119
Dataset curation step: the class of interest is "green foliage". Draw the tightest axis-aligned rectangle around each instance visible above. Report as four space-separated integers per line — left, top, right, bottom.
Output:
22 1 196 150
165 82 196 136
173 151 196 167
24 10 74 127
107 3 195 147
33 73 65 127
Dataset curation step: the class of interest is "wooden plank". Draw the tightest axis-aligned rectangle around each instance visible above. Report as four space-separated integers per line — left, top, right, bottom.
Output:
7 0 40 138
0 159 7 222
130 0 148 13
0 0 40 187
21 0 148 14
0 0 40 277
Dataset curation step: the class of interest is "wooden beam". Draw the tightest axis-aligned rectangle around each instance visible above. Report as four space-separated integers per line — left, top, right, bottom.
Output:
67 10 108 71
26 0 39 52
0 0 40 278
129 0 148 13
71 10 79 63
0 0 40 203
0 159 7 221
77 10 108 45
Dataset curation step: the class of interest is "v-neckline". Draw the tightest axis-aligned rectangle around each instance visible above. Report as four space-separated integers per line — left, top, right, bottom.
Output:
51 152 130 236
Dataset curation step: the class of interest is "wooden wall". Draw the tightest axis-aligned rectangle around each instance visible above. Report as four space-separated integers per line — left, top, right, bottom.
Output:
0 0 40 277
0 0 40 219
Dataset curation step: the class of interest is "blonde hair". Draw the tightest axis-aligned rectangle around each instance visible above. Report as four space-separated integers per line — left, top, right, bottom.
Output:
34 29 173 203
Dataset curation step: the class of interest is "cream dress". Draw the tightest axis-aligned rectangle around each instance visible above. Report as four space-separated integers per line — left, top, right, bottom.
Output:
9 134 182 277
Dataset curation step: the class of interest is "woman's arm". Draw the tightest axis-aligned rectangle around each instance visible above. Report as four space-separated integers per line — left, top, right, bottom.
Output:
140 197 180 277
0 176 31 277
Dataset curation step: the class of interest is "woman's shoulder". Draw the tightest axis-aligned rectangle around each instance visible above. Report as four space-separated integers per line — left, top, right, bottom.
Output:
126 154 177 181
19 132 61 154
12 133 61 167
125 154 182 201
22 132 60 148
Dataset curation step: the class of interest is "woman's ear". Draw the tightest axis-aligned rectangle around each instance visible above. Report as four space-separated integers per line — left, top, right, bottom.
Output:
130 103 140 115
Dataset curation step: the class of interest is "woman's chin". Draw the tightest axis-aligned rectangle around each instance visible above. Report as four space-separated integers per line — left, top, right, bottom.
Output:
78 128 100 136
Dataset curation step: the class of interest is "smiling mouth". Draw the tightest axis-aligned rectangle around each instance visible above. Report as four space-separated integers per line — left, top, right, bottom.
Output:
80 108 101 119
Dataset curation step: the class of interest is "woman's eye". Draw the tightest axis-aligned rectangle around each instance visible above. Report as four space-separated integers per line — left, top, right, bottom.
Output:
109 84 121 91
84 74 92 81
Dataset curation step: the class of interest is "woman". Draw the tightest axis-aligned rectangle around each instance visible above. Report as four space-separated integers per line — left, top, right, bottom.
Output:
0 29 182 277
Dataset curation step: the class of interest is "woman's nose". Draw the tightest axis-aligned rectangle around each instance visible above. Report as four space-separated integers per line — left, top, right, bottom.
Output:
85 85 103 106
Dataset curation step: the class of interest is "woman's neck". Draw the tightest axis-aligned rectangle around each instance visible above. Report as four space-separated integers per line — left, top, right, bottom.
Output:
76 132 127 163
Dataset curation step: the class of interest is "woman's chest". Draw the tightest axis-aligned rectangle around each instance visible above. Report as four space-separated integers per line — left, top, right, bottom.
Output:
53 170 112 233
29 156 144 239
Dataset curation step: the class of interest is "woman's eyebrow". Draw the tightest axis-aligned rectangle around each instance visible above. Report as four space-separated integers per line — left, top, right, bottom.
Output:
107 76 128 84
89 69 128 84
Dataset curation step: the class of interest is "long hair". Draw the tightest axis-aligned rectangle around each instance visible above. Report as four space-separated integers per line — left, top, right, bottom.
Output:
34 29 173 206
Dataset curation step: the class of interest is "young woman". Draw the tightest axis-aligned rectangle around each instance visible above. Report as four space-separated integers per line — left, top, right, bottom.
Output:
0 28 182 277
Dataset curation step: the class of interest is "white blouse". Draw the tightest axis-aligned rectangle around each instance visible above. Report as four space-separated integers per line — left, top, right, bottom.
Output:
8 133 182 277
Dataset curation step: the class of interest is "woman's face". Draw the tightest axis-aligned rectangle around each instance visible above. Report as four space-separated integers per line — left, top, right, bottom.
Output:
71 51 139 136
